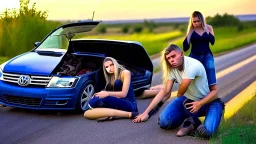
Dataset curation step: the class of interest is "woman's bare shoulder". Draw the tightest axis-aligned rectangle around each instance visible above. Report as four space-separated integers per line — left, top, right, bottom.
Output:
121 69 131 75
120 69 131 77
206 24 213 29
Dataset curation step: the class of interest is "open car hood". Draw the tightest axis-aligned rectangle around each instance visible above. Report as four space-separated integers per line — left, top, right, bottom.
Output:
41 20 100 40
35 20 101 50
58 21 100 39
70 40 153 72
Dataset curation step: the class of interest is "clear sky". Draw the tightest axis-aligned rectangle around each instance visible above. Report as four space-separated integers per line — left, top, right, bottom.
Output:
0 0 255 20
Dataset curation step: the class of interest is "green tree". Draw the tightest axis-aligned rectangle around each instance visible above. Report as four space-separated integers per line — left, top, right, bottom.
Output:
133 24 143 33
122 25 129 33
143 20 157 32
0 0 60 57
237 24 244 32
96 24 107 33
206 13 241 27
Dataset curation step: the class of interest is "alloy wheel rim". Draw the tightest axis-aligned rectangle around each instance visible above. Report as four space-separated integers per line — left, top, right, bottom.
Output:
81 84 94 110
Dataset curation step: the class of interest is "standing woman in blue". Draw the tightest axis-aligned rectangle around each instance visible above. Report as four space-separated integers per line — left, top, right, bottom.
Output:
183 11 217 91
84 57 138 120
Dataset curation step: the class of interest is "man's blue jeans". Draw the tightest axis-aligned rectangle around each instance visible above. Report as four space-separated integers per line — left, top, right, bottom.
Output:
158 96 224 136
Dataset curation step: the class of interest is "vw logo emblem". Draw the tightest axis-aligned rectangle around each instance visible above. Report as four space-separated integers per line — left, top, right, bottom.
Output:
18 75 31 86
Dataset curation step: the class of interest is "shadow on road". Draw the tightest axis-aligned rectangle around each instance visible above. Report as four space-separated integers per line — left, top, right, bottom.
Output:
0 106 81 117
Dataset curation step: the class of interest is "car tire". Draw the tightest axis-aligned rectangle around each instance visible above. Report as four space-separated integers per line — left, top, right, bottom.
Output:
76 81 95 112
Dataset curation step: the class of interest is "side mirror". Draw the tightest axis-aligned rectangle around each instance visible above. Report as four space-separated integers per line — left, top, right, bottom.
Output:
34 42 40 47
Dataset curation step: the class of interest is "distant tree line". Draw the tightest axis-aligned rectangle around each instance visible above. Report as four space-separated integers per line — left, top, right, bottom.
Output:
96 13 247 34
206 13 241 27
206 13 244 31
96 20 158 34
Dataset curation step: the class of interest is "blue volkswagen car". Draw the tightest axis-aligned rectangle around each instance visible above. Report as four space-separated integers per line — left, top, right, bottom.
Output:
0 21 153 111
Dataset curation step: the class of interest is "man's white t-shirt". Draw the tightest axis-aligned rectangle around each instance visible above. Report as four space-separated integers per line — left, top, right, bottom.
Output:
169 56 210 100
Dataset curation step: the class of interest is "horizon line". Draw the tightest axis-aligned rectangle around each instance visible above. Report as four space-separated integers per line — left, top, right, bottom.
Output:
47 14 256 24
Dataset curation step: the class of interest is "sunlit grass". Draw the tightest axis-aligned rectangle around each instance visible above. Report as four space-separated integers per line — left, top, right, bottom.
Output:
168 27 256 56
0 0 62 58
211 32 256 54
83 30 182 41
0 18 61 58
84 26 256 57
0 57 9 64
211 94 256 144
82 31 183 56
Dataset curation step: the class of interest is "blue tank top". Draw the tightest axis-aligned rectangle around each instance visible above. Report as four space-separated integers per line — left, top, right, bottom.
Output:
183 31 215 54
112 79 136 103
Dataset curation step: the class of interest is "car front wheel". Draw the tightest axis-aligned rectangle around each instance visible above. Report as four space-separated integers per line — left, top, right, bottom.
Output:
77 82 95 111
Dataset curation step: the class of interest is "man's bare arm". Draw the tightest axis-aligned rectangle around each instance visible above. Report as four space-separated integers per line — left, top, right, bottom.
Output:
133 80 174 123
198 86 218 106
177 79 193 97
143 80 174 114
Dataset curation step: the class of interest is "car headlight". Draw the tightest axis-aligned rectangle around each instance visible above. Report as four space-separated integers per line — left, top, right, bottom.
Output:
47 77 78 88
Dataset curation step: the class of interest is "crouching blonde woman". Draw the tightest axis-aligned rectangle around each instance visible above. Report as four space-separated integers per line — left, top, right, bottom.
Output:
84 57 139 121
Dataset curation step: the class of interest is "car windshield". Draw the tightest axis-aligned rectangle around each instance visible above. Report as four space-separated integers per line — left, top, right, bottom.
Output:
36 28 70 50
35 23 99 51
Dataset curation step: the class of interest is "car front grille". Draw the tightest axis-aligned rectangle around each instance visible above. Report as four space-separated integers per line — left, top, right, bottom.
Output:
1 73 51 87
0 95 42 107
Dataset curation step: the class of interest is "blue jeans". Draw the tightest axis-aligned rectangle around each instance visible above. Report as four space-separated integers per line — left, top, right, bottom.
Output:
88 79 137 112
89 96 137 112
189 52 217 86
158 96 224 136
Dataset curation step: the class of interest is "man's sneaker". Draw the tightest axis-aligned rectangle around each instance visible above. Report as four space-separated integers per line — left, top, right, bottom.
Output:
176 117 196 137
195 124 210 139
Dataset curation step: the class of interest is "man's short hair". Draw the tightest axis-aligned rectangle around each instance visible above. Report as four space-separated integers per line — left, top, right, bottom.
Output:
164 44 182 56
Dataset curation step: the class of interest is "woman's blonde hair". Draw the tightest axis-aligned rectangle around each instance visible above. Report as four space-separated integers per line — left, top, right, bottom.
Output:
103 57 126 87
186 11 208 42
161 44 182 87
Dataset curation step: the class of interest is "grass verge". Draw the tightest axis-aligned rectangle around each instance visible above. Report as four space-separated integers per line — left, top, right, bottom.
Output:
82 31 183 56
210 92 256 143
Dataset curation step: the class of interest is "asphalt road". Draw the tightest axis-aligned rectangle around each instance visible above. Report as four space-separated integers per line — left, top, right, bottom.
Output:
1 44 256 144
